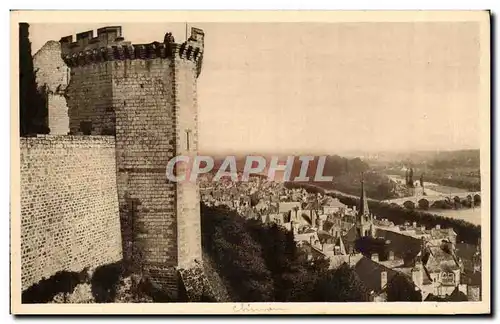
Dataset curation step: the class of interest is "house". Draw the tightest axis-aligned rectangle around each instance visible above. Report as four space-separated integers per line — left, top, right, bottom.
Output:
429 225 457 245
374 228 422 265
462 270 481 301
322 216 354 239
353 256 419 302
254 199 269 212
413 242 462 299
293 227 321 249
261 213 286 226
299 241 328 262
278 202 301 215
321 197 347 215
342 226 358 255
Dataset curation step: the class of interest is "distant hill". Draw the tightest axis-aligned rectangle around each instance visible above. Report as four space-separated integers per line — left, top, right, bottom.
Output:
365 149 481 192
364 149 480 169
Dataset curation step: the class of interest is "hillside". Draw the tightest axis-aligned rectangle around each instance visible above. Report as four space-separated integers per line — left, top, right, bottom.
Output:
368 149 481 192
200 203 371 302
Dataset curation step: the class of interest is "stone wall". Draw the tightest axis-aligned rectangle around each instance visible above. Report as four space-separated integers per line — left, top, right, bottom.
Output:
20 135 122 291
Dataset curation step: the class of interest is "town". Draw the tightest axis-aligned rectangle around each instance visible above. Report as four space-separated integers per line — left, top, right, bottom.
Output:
200 172 482 302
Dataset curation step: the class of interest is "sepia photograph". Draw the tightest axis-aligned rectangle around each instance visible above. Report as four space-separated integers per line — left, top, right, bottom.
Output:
10 10 491 315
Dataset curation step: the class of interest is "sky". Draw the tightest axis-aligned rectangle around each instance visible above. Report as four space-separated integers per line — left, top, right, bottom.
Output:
29 22 482 154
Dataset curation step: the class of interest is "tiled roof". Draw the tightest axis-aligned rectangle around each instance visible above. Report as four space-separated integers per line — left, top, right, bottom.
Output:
375 228 422 263
317 230 334 243
424 245 460 273
342 225 357 253
354 256 398 294
323 220 335 232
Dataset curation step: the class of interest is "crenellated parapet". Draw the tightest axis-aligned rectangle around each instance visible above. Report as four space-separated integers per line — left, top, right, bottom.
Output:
59 26 204 72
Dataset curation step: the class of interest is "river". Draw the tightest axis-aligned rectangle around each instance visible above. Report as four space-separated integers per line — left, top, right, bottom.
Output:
427 207 482 226
386 174 482 226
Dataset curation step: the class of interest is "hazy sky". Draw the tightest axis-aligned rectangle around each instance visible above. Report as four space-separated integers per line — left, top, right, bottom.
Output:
29 22 482 154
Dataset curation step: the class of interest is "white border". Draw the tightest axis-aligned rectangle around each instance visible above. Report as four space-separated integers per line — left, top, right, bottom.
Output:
3 2 497 321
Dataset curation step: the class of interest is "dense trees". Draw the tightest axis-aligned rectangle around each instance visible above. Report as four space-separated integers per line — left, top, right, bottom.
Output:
314 264 370 302
355 236 389 261
201 204 370 302
201 204 274 301
19 23 49 136
386 273 422 302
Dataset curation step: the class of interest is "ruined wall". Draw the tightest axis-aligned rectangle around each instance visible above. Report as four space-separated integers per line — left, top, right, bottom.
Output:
20 135 122 291
65 62 114 135
33 41 70 135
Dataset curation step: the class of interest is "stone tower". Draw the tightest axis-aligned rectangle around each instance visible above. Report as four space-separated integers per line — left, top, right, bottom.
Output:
60 26 205 296
356 175 374 239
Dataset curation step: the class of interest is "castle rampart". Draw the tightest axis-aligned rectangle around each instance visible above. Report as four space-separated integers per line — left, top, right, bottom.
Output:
20 135 122 291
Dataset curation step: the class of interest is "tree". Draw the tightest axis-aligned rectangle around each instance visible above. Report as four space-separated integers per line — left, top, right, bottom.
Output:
355 236 389 260
200 204 274 302
408 168 414 188
314 263 369 302
19 23 49 136
386 273 422 302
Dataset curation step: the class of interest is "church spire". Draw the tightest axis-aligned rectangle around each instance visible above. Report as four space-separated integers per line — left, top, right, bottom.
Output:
359 173 369 216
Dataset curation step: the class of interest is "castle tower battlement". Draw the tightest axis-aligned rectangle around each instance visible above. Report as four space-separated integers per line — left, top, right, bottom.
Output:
59 27 204 70
60 25 207 298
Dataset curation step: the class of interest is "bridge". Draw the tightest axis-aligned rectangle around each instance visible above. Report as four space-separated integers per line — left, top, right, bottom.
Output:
382 191 481 210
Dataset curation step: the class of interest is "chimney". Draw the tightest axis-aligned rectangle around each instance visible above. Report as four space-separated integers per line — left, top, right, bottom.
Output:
371 253 379 262
381 271 388 290
388 250 394 261
436 224 441 230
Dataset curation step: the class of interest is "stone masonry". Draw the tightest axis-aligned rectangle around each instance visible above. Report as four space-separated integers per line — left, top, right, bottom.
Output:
58 26 206 296
32 41 70 135
20 135 122 291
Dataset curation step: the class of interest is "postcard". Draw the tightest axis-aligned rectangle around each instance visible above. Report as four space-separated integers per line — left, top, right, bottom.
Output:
10 10 491 315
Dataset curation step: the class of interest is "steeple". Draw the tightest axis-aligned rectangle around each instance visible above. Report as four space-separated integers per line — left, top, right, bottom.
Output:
355 173 374 239
359 173 369 217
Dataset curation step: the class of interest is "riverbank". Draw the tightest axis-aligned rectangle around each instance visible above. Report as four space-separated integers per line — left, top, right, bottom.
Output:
429 207 482 226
